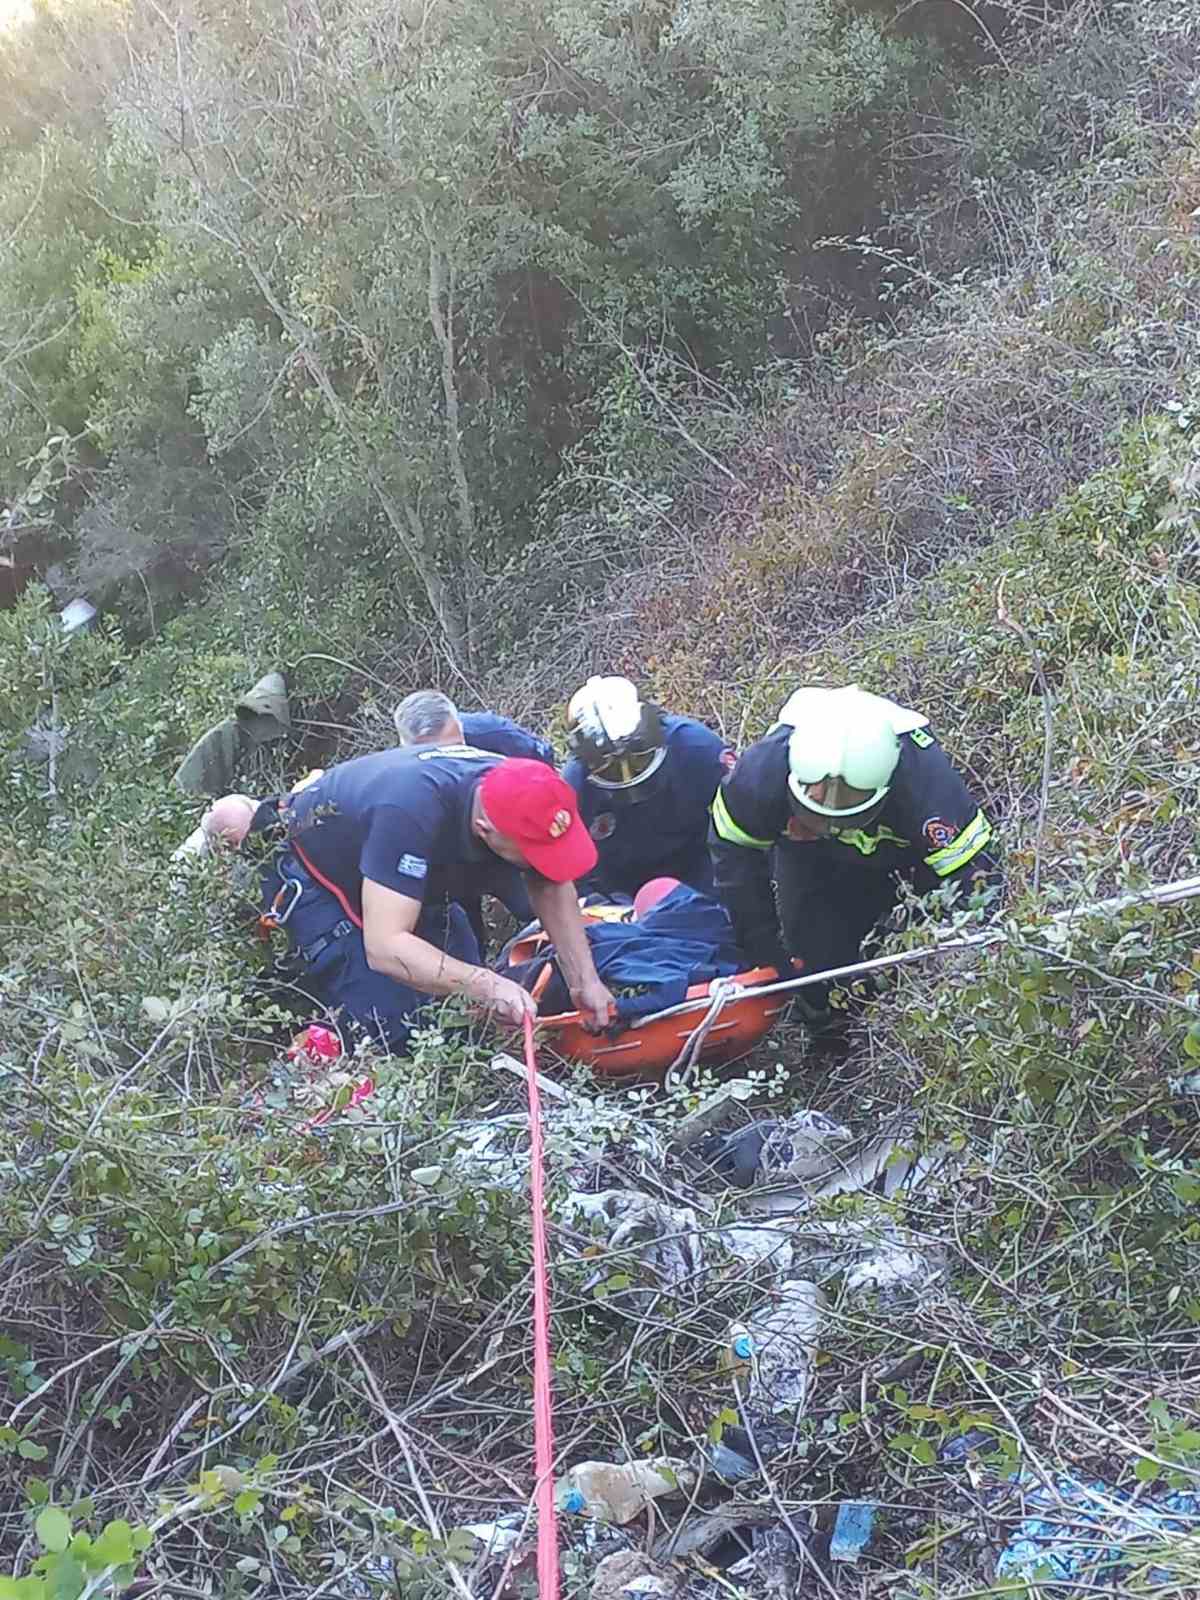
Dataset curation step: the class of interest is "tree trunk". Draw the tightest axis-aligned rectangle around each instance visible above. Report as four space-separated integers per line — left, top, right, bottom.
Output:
236 249 470 669
426 241 477 557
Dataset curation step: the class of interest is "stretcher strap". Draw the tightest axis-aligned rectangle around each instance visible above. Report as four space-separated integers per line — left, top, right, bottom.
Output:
523 1014 559 1600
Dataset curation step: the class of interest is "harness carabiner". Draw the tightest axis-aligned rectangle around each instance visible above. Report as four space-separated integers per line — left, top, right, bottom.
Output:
257 874 303 937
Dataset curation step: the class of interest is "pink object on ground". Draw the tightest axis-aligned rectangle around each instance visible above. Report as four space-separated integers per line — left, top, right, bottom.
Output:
632 876 683 920
287 1024 343 1063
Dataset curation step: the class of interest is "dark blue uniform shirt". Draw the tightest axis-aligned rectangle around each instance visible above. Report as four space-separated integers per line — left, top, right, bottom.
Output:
281 746 528 921
563 713 732 898
461 711 554 765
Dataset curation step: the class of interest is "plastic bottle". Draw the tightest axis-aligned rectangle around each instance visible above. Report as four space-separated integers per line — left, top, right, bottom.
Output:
721 1321 755 1384
554 1459 697 1524
742 1279 827 1416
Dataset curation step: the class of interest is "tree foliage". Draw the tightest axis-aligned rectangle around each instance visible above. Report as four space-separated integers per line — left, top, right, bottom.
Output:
0 0 1008 655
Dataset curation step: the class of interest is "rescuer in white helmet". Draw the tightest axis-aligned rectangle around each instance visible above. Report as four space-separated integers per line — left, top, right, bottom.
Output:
710 686 999 1035
564 675 735 899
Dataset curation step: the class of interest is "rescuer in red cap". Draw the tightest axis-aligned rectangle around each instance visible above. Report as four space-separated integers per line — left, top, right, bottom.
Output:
253 749 615 1049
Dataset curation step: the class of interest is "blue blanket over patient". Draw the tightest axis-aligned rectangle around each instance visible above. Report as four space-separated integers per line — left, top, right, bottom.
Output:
514 885 746 1020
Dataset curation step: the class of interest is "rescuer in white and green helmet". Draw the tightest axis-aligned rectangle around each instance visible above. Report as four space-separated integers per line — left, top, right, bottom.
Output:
709 686 999 1036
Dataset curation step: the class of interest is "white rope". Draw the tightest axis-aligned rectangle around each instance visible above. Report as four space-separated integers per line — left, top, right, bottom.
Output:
639 874 1200 1029
664 977 743 1086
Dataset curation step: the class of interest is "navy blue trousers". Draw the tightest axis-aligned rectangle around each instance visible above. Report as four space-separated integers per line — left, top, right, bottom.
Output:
265 852 480 1050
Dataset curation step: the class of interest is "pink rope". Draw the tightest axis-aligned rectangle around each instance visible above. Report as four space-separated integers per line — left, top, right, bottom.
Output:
523 1014 560 1600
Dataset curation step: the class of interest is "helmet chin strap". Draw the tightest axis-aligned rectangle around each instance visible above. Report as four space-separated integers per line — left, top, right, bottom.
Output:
788 786 889 834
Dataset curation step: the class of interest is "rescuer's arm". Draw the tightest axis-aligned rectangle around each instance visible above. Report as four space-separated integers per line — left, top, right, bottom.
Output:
708 743 791 971
709 824 788 972
528 875 616 1030
361 878 536 1024
894 735 1001 904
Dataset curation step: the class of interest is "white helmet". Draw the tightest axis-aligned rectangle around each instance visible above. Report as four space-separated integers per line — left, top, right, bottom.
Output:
779 687 904 822
567 675 667 790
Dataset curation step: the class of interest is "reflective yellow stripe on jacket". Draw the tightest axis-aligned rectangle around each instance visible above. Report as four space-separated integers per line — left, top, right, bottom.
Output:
836 824 910 856
924 809 992 877
711 787 773 850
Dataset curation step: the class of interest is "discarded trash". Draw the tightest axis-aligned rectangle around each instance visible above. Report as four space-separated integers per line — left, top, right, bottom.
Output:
59 597 97 636
288 1024 342 1064
722 1322 755 1380
284 1025 375 1130
830 1500 876 1563
560 1190 705 1292
707 1437 758 1483
590 1551 681 1600
940 1427 999 1464
555 1459 697 1524
462 1517 524 1555
716 1225 794 1273
704 1417 793 1482
782 1214 946 1301
747 1117 952 1216
741 1279 827 1416
671 1080 757 1150
844 1241 942 1298
729 1523 807 1600
995 1473 1199 1586
698 1112 852 1188
649 1503 776 1561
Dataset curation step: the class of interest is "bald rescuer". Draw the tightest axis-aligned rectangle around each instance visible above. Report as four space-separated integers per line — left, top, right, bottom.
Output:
256 749 615 1048
710 686 1000 1035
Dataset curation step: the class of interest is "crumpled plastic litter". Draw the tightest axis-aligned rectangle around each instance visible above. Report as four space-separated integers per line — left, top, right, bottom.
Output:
697 1111 852 1188
442 1103 617 1194
740 1278 827 1417
590 1550 681 1600
461 1517 525 1555
733 1113 952 1218
559 1189 797 1290
560 1190 705 1291
996 1473 1199 1587
786 1214 947 1300
728 1523 806 1600
284 1026 375 1130
829 1500 876 1563
717 1225 794 1274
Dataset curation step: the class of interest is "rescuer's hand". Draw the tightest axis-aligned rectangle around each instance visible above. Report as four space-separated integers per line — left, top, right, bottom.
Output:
571 975 617 1032
470 970 539 1027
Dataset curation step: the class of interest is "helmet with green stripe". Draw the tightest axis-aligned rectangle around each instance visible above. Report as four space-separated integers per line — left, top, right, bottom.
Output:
783 687 901 832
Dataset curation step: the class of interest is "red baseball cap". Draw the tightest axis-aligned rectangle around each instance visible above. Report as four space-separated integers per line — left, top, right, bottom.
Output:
480 759 598 883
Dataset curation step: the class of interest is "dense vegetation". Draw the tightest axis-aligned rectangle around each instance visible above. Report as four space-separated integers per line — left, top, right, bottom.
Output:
2 0 1200 1594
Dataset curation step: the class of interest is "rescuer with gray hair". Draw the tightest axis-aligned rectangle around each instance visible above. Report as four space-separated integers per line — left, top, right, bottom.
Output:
393 689 555 765
393 688 556 950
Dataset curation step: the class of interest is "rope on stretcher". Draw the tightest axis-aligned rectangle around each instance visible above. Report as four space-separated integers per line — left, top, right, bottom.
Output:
660 873 1200 1077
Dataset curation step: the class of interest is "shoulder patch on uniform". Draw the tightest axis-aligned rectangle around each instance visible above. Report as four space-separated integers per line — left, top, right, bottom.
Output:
397 853 428 878
908 728 934 749
590 812 617 841
416 744 495 761
922 817 955 850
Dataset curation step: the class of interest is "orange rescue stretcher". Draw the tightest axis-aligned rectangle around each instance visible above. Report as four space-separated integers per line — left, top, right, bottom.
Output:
504 906 790 1084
